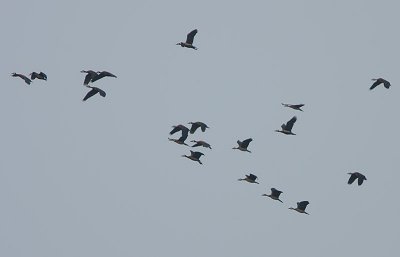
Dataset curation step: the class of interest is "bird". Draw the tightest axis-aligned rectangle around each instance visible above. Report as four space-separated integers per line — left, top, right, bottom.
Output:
91 71 117 83
232 138 253 153
176 29 198 50
30 72 47 81
168 135 189 146
281 103 304 111
262 188 283 203
347 172 367 186
190 140 212 149
82 86 106 101
289 201 310 215
188 121 209 134
370 78 391 90
81 70 98 85
182 150 204 164
170 124 190 136
275 116 297 135
11 73 32 85
238 173 259 184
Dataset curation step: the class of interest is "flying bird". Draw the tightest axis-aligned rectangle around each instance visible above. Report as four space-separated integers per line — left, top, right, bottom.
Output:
11 73 32 85
275 116 297 135
30 72 47 81
190 140 212 149
81 70 98 85
91 71 117 83
168 135 189 146
262 188 283 203
370 78 391 90
233 138 253 153
188 121 209 134
289 201 310 215
347 172 367 186
182 150 204 164
82 86 106 101
238 173 259 184
281 103 304 111
176 29 198 50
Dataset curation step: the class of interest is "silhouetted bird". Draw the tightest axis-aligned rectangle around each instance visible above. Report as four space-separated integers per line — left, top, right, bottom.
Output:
289 201 310 215
91 71 117 83
82 86 106 101
275 116 297 135
176 29 198 50
188 121 209 134
168 135 189 146
182 150 204 164
30 72 47 81
81 70 98 85
233 138 253 153
11 73 31 85
282 103 304 111
370 78 391 90
262 188 283 203
238 173 259 184
190 140 212 149
347 172 367 186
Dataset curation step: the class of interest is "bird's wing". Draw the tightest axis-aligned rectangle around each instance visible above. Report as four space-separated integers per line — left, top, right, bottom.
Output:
30 72 37 80
82 88 98 101
200 123 207 132
96 87 106 97
348 173 357 184
292 104 304 108
191 142 201 147
357 177 364 185
370 80 382 90
297 201 309 210
91 71 116 82
285 116 297 131
271 188 282 196
178 133 188 142
192 151 204 159
383 80 391 89
40 72 47 80
190 123 200 134
170 126 181 135
241 138 253 148
248 174 257 180
186 29 198 44
84 73 93 85
23 76 32 85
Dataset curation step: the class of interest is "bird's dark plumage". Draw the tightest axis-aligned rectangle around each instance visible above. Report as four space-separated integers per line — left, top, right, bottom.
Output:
177 29 198 50
30 72 47 81
83 86 106 101
282 103 304 111
91 71 117 83
370 78 391 90
11 73 32 85
188 122 209 134
347 172 367 186
81 70 98 85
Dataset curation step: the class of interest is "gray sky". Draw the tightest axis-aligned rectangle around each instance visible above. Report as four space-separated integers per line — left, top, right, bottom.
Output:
1 1 399 256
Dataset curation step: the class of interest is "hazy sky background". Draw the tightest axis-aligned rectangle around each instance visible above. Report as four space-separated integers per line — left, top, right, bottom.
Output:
1 1 399 256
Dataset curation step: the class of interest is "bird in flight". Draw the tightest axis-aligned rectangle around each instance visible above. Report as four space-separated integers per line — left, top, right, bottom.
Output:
289 201 310 215
347 172 367 186
370 78 391 90
182 150 204 164
82 86 106 101
275 116 297 135
238 173 259 184
262 188 283 203
176 29 198 50
188 121 209 134
232 138 253 153
281 103 304 111
30 72 47 81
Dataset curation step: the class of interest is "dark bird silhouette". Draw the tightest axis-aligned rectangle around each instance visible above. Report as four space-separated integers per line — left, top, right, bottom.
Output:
82 86 106 101
30 72 47 81
190 140 212 149
262 188 283 203
370 78 391 90
11 73 32 85
238 173 259 184
169 125 189 146
282 103 304 111
188 121 209 134
233 138 253 153
182 150 204 164
176 29 198 50
81 70 98 85
91 71 117 83
347 172 367 186
275 116 297 135
289 201 310 215
168 135 189 146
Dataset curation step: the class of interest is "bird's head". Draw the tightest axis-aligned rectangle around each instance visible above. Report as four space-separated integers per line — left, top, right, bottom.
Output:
80 70 87 73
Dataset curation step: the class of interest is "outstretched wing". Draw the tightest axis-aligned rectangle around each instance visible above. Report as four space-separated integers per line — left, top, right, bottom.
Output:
83 88 98 101
248 174 257 181
297 201 309 210
84 73 93 85
186 29 198 44
241 138 253 148
189 122 200 134
271 188 282 196
383 80 391 89
96 87 106 97
192 151 204 159
92 71 117 83
285 116 297 131
348 173 357 184
370 80 382 90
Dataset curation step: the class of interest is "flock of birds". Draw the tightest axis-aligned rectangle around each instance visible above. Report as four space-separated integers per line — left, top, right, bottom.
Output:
11 29 391 215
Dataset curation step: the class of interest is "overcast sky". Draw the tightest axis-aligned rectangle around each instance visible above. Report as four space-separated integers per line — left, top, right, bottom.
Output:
1 1 399 257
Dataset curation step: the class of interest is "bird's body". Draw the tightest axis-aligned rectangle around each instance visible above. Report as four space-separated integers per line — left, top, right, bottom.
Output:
282 103 304 111
370 78 391 90
275 116 297 135
238 173 259 184
289 201 310 215
81 70 98 85
182 150 204 164
347 172 367 186
30 72 47 81
188 121 209 134
168 136 189 146
233 138 253 153
11 73 32 85
262 188 283 203
82 86 106 101
91 71 117 83
190 140 212 149
177 29 198 50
